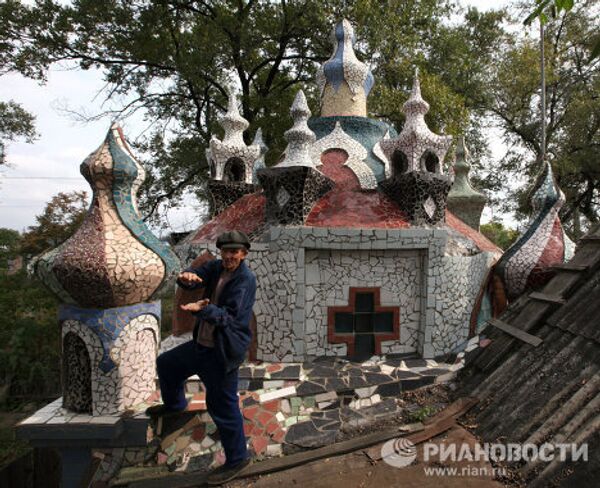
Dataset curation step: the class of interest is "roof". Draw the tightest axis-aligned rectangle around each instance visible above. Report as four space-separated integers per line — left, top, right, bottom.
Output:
458 226 600 487
189 148 502 256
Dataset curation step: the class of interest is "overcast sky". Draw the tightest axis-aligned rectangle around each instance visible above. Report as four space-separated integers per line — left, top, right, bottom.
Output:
0 0 514 235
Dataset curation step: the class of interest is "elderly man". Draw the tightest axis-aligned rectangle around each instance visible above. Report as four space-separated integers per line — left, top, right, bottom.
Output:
147 230 256 485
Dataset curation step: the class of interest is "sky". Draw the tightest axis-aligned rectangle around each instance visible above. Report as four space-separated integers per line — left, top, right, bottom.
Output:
0 0 514 235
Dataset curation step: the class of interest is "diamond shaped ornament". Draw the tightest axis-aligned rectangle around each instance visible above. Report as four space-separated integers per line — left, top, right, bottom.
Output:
423 196 436 219
276 186 290 208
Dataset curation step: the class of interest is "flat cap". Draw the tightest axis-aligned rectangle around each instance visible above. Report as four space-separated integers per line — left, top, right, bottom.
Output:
216 230 251 250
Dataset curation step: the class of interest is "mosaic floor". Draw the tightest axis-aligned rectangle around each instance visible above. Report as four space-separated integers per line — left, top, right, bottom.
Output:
19 333 487 481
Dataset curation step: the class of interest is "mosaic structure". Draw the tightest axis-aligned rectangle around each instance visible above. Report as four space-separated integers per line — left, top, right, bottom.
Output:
317 19 374 117
379 70 453 225
447 137 487 230
258 91 334 226
179 19 504 361
495 161 575 301
206 89 260 217
32 124 179 415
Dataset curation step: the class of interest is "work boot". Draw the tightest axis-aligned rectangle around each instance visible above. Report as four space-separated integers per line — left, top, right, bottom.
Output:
207 458 251 485
144 403 186 417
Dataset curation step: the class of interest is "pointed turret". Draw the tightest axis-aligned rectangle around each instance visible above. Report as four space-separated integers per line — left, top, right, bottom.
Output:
447 137 487 230
276 91 318 169
257 91 334 225
378 70 453 224
206 88 260 217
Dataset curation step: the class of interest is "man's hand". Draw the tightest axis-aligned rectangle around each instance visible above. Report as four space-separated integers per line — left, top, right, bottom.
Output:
180 298 210 313
178 271 203 286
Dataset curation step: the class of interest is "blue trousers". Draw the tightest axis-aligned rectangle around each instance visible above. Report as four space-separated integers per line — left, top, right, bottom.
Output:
156 341 248 466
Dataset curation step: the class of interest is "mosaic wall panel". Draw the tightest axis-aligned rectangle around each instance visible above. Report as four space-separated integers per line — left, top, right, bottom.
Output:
207 180 256 218
177 227 498 360
430 252 494 355
379 171 452 225
60 302 160 415
258 166 334 226
32 124 180 308
304 249 424 356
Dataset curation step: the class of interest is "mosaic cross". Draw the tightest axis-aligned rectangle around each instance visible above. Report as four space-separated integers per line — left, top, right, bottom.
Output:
327 287 400 359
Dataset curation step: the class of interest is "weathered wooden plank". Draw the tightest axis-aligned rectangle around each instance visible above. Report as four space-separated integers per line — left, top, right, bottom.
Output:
528 292 566 305
550 263 588 272
488 318 543 347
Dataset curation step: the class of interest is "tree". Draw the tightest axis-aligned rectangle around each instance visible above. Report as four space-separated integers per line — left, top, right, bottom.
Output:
0 101 37 165
480 220 520 250
20 191 89 257
460 0 599 234
1 0 511 224
0 228 20 270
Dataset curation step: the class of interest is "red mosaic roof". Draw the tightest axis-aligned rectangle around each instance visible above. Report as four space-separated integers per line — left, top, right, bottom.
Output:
192 193 266 242
445 211 502 254
190 148 502 255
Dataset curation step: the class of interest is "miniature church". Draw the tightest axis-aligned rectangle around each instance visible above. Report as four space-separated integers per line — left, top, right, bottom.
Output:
20 19 578 486
176 19 504 361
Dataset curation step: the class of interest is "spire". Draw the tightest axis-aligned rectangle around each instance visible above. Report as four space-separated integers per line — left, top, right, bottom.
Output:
316 19 374 117
447 137 487 230
276 91 318 169
380 69 452 174
207 86 260 184
219 88 248 147
251 128 268 184
403 68 430 117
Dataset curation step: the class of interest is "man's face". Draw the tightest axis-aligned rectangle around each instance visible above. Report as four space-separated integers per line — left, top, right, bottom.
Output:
221 247 247 271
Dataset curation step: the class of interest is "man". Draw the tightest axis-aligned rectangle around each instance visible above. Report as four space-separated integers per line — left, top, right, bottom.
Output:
147 230 256 485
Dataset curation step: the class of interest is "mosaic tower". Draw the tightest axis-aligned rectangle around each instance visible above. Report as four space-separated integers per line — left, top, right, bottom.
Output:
495 161 575 302
447 137 487 230
317 19 374 117
379 70 453 224
257 90 334 225
32 124 180 415
207 89 261 217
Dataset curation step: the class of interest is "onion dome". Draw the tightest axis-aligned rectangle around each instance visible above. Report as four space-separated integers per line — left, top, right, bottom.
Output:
32 124 180 308
447 137 487 230
317 19 375 117
495 162 576 299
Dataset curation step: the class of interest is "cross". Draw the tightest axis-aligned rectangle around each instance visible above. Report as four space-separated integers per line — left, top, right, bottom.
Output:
327 287 400 359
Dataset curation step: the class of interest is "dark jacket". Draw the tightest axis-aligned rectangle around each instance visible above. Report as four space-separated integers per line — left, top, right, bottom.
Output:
177 259 256 373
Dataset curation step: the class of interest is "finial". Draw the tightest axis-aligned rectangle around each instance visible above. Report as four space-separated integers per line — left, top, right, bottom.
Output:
276 90 317 168
403 68 430 116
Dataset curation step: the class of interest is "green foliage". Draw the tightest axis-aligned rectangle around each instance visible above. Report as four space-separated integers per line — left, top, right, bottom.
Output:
480 221 520 250
20 191 88 257
0 0 509 223
0 228 20 270
0 269 62 404
408 405 438 422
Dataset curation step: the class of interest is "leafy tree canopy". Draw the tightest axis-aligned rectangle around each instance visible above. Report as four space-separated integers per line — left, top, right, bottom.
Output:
1 0 598 232
20 191 89 256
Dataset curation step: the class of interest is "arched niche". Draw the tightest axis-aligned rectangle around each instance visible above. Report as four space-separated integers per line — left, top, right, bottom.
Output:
391 150 409 177
420 150 440 173
62 332 92 414
224 157 245 183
